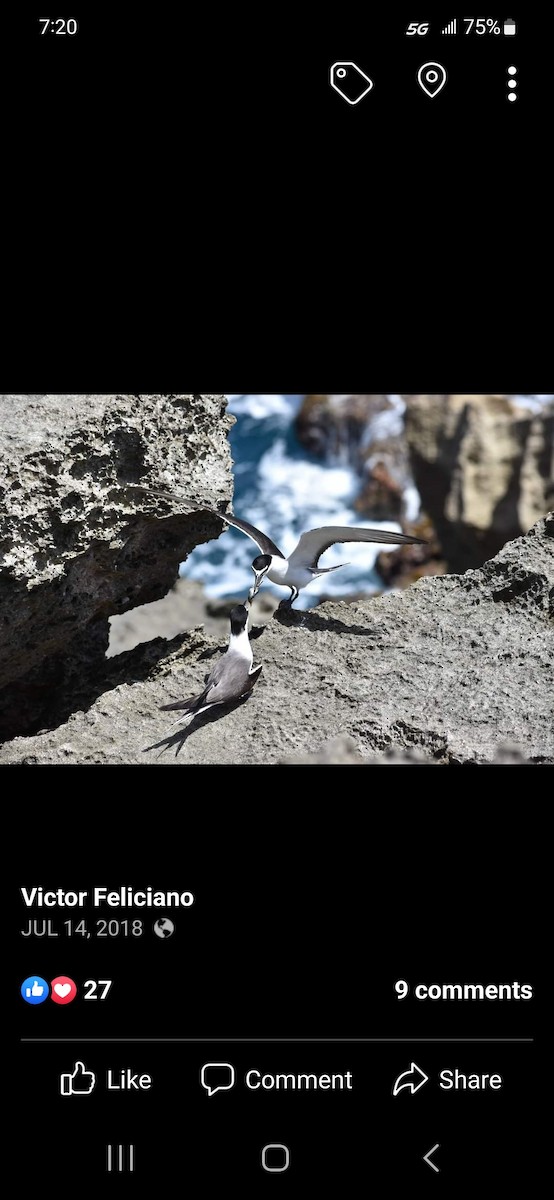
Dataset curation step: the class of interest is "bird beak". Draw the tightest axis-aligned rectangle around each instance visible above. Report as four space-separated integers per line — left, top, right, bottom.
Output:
249 570 264 598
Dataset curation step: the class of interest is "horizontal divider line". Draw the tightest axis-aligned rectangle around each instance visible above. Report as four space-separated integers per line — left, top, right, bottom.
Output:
21 1036 534 1043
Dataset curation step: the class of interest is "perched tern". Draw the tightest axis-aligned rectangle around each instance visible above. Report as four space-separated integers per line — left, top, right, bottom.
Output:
159 603 262 723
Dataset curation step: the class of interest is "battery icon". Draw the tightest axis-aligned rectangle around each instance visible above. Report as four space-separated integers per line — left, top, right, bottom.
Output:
503 18 516 35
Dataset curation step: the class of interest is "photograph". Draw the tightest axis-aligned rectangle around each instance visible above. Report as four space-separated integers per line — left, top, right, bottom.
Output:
1 393 552 765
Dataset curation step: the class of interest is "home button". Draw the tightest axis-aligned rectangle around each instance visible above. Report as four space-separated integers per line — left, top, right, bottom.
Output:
261 1144 290 1172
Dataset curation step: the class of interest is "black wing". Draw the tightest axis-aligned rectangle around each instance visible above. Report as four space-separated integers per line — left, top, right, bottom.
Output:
288 526 427 569
203 508 284 558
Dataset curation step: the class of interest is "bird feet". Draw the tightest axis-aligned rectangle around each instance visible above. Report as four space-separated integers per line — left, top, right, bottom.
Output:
278 598 294 610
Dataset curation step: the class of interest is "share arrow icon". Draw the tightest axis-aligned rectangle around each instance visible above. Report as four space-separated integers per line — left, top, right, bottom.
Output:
392 1062 429 1096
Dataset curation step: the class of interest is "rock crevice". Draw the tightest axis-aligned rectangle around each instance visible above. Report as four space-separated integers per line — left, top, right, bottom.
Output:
1 515 552 764
0 394 233 739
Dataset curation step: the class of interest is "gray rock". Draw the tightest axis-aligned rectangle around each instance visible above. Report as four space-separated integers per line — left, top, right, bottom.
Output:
277 732 437 764
279 732 365 765
108 577 278 655
1 514 552 765
0 394 233 739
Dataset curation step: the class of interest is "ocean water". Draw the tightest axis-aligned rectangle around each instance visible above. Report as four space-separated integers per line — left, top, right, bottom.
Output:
180 394 419 608
180 393 553 609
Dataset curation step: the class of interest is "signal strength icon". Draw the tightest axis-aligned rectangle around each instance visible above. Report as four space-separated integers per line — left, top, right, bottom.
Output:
442 18 457 35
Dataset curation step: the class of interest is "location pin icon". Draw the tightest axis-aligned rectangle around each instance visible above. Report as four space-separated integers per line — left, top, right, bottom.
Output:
417 62 447 98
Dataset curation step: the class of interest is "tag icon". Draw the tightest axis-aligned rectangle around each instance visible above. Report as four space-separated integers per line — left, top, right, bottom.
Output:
330 62 374 105
417 62 447 98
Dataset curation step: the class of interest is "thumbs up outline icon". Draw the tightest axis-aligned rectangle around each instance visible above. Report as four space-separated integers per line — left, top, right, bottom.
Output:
60 1062 96 1096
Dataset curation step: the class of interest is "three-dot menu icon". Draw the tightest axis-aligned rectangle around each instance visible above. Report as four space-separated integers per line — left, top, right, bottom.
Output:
507 66 518 101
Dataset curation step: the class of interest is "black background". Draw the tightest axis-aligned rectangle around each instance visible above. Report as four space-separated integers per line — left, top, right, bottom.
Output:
1 7 550 383
16 809 540 1188
3 9 537 127
5 5 547 1190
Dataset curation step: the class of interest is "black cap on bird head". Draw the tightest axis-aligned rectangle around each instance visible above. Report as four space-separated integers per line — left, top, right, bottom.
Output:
251 553 272 581
229 604 249 635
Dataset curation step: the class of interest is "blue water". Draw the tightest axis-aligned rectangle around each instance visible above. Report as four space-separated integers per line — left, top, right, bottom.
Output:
180 394 416 608
180 393 553 609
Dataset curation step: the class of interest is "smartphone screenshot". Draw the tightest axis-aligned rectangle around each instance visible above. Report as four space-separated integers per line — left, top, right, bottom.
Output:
4 8 548 1195
9 389 547 1188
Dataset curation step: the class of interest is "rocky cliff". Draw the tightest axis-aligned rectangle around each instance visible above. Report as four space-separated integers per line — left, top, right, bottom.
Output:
1 513 552 765
294 393 553 578
295 394 412 521
0 394 233 739
403 394 554 573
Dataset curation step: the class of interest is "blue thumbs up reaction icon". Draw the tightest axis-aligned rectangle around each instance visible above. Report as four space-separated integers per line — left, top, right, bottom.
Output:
21 976 49 1004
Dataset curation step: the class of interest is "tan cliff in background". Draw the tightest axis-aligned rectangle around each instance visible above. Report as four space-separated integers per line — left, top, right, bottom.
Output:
403 394 553 572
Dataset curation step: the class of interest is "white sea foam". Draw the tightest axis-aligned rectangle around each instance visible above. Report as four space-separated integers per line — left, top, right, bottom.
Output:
360 393 406 447
181 393 552 609
181 396 416 608
226 394 303 421
402 484 421 523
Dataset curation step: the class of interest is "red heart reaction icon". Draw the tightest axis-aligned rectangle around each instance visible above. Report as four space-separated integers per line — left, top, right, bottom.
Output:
50 975 77 1004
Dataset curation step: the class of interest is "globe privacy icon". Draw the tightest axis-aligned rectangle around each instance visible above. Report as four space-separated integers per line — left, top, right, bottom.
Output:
153 917 175 938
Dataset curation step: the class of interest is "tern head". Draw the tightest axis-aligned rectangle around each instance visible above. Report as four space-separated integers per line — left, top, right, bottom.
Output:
229 604 249 636
250 553 272 595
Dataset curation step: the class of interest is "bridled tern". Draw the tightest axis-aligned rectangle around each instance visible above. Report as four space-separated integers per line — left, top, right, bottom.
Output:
202 508 427 607
159 603 262 723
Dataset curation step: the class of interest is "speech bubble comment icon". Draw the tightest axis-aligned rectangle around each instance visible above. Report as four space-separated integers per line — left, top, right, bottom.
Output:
200 1062 235 1097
